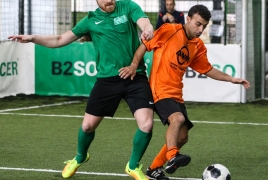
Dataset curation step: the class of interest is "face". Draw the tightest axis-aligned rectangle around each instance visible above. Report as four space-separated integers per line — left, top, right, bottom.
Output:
186 13 209 39
96 0 116 13
165 0 175 13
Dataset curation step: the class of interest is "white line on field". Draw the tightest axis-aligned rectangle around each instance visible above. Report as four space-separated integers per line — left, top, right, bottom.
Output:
0 101 81 113
0 112 84 118
0 167 201 180
0 112 268 126
192 120 268 126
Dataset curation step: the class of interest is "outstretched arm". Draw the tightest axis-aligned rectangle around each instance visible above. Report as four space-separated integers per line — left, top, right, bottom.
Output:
137 18 154 40
205 67 250 89
119 43 147 80
8 30 79 48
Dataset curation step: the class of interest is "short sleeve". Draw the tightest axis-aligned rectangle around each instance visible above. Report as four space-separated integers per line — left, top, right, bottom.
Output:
189 40 212 74
142 23 178 52
128 0 148 22
71 15 91 38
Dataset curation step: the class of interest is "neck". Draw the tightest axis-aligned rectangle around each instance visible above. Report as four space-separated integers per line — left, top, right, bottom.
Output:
183 24 193 40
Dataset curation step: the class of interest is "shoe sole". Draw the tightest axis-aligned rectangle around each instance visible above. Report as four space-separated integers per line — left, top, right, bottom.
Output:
146 176 154 180
126 171 148 180
146 175 169 180
146 175 157 180
165 155 191 174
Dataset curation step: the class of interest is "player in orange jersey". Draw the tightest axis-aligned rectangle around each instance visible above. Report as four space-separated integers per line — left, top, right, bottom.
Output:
119 4 250 180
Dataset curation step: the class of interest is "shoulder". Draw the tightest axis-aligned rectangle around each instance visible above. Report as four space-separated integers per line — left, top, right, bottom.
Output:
157 23 183 34
87 11 96 19
174 10 184 17
116 0 129 3
117 0 138 6
158 10 167 16
115 0 142 13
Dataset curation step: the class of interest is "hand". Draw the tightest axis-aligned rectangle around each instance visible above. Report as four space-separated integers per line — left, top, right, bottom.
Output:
140 24 154 40
231 78 250 89
162 14 169 22
167 13 175 23
8 35 34 43
118 63 138 80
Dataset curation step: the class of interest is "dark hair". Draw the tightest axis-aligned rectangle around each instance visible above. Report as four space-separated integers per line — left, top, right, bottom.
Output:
188 5 211 21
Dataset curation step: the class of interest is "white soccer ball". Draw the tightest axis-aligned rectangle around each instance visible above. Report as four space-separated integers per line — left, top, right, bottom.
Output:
202 164 231 180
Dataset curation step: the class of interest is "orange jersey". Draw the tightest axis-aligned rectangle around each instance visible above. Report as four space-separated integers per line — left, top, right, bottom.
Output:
143 23 212 103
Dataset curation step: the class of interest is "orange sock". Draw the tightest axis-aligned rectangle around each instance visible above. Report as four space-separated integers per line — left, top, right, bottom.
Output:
166 146 179 161
150 144 168 169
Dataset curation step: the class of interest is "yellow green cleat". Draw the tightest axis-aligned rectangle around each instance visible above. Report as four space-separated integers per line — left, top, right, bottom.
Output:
62 153 90 178
125 162 149 180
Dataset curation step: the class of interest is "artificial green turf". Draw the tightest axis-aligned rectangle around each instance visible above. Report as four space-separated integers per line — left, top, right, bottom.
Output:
0 95 268 180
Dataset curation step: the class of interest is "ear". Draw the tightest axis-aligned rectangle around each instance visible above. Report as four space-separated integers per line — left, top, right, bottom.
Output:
186 16 191 23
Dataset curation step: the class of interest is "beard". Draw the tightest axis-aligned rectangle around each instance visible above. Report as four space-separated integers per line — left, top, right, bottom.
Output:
104 4 115 12
97 1 116 13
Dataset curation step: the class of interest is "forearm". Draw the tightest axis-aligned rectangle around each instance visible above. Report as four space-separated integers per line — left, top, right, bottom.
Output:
137 18 153 31
132 44 147 67
205 67 232 82
33 30 78 48
137 18 154 40
206 67 250 89
118 43 147 80
32 35 62 48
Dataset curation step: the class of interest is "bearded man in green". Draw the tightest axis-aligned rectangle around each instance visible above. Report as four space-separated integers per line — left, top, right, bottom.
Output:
9 0 154 179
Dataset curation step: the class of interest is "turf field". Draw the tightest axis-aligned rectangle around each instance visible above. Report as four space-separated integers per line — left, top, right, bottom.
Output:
0 95 267 180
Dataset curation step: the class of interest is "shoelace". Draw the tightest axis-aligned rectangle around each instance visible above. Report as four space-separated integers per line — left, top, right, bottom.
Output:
157 168 164 174
64 159 76 164
151 168 165 178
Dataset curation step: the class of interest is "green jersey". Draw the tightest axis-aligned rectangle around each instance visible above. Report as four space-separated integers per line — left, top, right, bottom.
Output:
72 0 148 78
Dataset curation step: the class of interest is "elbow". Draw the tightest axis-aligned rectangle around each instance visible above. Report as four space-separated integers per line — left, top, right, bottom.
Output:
49 36 67 48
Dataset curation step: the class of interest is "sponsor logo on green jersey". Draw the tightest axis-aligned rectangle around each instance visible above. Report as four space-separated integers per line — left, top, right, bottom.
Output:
114 15 128 25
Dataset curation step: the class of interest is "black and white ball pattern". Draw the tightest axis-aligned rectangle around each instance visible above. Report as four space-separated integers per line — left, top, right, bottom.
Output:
202 164 231 180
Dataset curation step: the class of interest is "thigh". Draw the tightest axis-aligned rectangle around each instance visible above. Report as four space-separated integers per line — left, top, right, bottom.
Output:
124 75 154 114
85 77 123 117
155 98 194 129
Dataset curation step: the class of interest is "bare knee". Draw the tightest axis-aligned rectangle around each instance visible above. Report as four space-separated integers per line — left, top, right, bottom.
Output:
81 113 103 132
168 112 185 127
134 108 154 132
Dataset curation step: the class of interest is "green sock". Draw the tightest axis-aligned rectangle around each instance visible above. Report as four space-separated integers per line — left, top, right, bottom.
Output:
75 126 95 163
129 129 152 169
